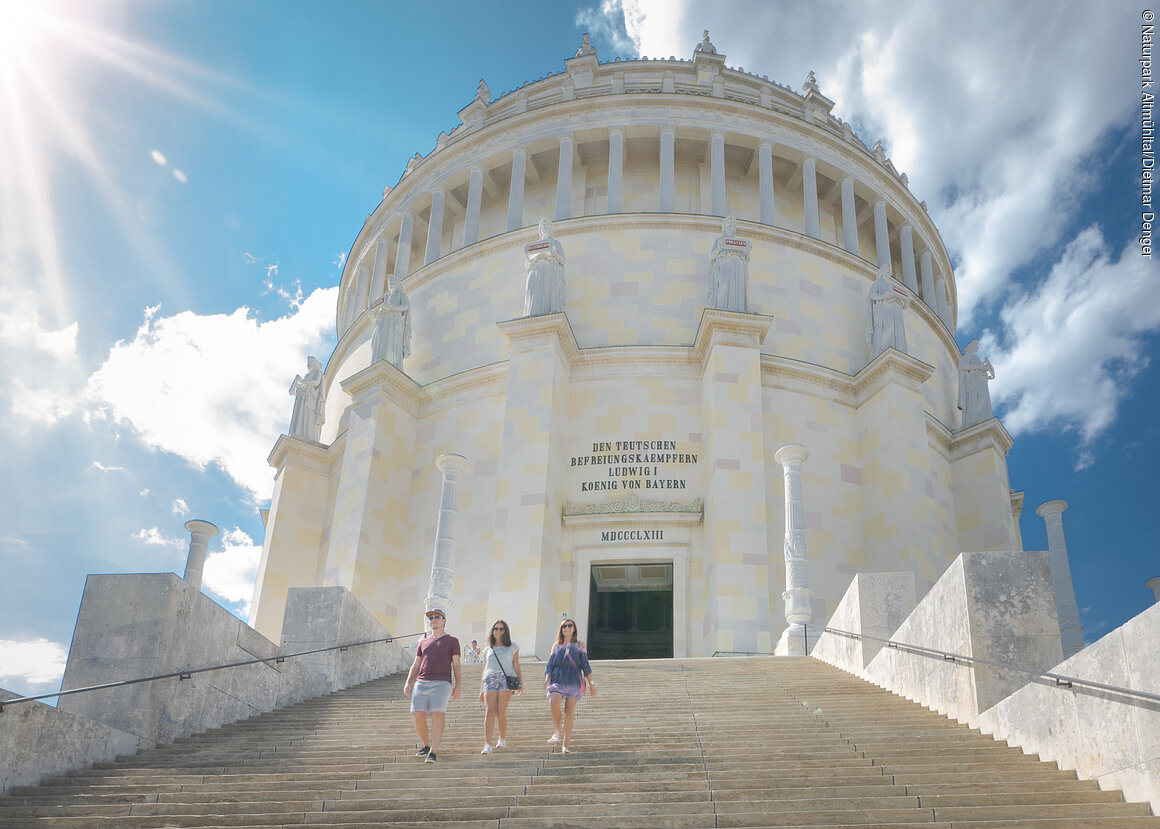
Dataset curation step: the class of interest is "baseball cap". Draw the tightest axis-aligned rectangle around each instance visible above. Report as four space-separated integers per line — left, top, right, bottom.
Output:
425 608 446 619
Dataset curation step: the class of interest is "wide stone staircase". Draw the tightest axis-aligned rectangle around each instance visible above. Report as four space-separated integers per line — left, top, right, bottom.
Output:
2 657 1156 828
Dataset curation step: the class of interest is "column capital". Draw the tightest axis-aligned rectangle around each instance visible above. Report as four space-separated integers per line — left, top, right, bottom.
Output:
435 452 471 477
801 154 816 166
759 140 773 153
774 444 809 466
512 144 528 158
710 129 726 141
900 220 913 233
841 174 855 186
608 126 625 139
1035 499 1069 518
660 125 675 138
469 163 485 176
184 519 220 539
558 132 574 146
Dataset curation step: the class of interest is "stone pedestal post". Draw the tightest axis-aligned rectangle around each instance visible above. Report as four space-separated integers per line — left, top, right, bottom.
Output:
775 445 813 655
425 453 471 628
182 520 219 592
1035 499 1084 658
1148 577 1160 604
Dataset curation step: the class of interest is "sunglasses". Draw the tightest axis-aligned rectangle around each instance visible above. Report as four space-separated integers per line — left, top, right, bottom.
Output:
428 615 444 620
561 623 575 628
492 626 506 631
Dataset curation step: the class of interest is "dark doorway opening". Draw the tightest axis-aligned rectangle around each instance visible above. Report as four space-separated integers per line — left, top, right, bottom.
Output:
587 563 673 659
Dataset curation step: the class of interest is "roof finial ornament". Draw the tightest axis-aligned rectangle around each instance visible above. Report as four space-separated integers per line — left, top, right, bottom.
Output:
803 71 819 93
475 78 491 105
575 32 596 58
695 29 717 55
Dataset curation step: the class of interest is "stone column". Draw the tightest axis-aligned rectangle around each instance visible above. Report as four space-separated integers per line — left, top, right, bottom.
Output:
1147 577 1160 604
659 127 675 213
874 198 891 270
393 211 414 280
425 187 445 266
183 519 219 592
775 445 813 654
934 273 952 329
463 166 484 247
802 156 820 240
919 248 936 308
840 176 859 254
1035 500 1084 659
425 453 471 627
710 131 726 217
507 147 527 232
758 141 775 226
899 223 919 293
555 134 574 220
369 237 390 300
607 128 624 214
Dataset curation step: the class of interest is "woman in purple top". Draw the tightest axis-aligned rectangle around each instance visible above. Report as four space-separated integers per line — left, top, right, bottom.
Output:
542 618 597 753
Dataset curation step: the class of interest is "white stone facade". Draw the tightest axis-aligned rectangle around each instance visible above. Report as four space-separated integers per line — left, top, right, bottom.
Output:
251 36 1026 660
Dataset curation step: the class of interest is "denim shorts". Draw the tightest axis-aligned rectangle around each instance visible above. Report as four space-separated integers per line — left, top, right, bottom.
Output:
481 671 509 692
411 680 453 713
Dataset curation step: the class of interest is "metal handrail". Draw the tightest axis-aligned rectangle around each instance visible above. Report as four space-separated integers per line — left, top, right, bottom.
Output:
822 626 1160 706
0 630 428 713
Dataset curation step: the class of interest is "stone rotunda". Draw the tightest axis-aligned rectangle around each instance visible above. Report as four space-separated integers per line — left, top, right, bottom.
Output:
251 33 1072 661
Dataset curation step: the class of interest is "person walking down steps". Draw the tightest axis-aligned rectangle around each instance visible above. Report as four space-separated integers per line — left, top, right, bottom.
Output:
479 618 522 754
543 618 596 753
403 608 462 763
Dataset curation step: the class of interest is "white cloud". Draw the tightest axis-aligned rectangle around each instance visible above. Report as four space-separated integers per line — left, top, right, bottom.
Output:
150 149 167 166
86 286 337 498
0 283 84 430
202 526 261 618
0 638 68 688
132 526 184 548
987 227 1160 444
172 168 187 183
171 498 189 516
90 461 125 472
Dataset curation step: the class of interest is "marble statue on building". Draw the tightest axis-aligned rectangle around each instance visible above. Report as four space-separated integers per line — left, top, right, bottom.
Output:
695 30 717 54
575 33 596 57
370 275 412 370
288 356 325 442
865 266 909 359
524 218 567 316
957 339 995 428
707 215 751 313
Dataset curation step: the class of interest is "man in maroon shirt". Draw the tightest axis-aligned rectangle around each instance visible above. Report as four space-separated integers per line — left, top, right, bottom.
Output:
403 608 462 762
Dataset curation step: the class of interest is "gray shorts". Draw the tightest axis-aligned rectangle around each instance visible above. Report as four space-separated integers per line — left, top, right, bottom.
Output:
411 680 452 713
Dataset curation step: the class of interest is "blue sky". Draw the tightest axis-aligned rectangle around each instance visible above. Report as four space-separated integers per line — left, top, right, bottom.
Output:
1 0 1156 697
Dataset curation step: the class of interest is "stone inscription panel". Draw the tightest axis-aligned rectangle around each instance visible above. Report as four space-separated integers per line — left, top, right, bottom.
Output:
570 439 699 494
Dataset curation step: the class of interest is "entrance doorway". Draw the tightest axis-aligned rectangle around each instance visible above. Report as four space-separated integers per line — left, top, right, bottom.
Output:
587 563 673 659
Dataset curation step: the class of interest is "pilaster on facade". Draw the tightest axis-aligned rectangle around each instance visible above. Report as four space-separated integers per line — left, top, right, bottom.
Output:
493 312 578 658
852 348 941 588
948 417 1019 553
696 307 773 655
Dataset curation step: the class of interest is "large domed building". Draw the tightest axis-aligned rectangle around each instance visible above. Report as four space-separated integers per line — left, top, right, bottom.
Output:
251 33 1035 661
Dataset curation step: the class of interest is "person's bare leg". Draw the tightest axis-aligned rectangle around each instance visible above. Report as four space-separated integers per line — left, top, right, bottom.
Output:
483 691 498 745
413 711 430 748
495 690 513 741
549 693 563 741
429 711 446 752
561 697 577 750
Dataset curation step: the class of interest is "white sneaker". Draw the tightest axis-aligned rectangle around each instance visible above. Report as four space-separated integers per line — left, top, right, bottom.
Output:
547 733 560 744
481 743 493 754
495 738 506 748
561 745 571 753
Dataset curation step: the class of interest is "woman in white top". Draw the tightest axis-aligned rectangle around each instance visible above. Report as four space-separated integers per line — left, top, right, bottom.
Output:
478 618 522 753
